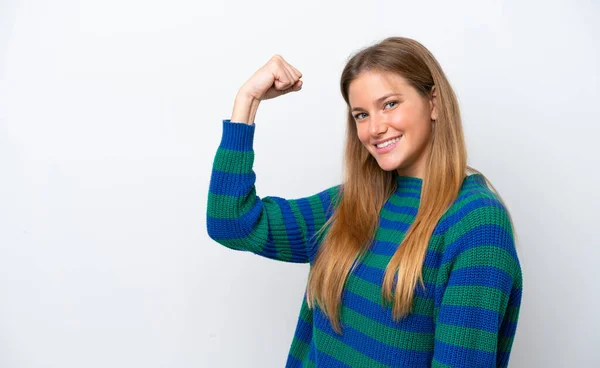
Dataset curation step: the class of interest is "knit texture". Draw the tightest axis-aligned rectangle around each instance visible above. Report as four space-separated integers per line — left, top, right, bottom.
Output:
207 119 523 367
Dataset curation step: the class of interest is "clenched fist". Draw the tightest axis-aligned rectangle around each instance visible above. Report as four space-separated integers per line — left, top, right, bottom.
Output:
239 54 303 101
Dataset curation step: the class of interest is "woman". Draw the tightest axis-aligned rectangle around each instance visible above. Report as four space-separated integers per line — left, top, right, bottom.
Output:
207 36 523 367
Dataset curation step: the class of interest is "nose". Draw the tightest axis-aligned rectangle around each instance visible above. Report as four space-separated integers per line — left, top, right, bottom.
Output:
369 114 387 136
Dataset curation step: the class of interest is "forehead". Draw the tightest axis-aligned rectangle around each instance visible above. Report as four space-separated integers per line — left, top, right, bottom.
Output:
348 71 410 104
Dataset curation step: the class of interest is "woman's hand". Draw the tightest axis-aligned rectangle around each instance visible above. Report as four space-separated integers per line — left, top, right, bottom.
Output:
239 54 303 101
231 55 303 125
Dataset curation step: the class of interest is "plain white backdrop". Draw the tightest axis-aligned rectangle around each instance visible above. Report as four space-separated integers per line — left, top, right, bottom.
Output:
1 0 598 367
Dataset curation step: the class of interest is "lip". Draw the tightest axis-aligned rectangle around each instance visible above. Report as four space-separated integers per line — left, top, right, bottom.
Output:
374 136 401 153
372 135 402 146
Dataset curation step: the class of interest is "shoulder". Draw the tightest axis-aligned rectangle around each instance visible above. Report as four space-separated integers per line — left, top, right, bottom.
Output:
445 174 511 227
441 175 511 233
441 175 521 280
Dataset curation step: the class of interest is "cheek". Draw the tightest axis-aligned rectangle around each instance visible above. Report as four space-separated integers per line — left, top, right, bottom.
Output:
389 107 414 128
356 126 370 146
390 107 428 135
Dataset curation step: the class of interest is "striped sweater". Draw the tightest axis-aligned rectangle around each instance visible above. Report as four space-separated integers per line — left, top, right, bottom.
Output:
207 119 523 367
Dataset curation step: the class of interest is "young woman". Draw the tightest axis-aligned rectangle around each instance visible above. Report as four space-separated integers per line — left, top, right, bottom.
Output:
207 37 523 368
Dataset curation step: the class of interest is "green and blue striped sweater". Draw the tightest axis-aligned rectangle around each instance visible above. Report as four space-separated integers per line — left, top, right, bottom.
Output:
207 119 523 367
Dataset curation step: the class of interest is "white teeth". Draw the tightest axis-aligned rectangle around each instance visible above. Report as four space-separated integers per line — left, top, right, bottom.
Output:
376 136 401 148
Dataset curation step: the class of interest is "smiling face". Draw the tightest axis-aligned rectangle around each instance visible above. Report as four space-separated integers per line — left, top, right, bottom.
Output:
348 70 438 179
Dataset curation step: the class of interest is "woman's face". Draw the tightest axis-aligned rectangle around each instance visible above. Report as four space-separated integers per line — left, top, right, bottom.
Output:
348 70 437 179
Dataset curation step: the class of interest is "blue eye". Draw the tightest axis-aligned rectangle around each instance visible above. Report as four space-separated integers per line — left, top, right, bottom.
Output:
353 101 398 121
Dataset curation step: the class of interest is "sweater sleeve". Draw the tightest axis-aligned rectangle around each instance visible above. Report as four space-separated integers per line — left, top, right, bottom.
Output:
432 198 523 368
206 119 341 263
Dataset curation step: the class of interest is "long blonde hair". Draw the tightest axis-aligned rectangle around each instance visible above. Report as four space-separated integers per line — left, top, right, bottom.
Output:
305 36 517 334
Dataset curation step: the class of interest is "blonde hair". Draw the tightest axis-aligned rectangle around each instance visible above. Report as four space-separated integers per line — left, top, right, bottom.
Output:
305 36 517 334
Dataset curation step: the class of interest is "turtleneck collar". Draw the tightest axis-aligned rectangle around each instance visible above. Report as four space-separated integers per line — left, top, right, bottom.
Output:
396 175 423 189
394 175 423 198
394 173 485 197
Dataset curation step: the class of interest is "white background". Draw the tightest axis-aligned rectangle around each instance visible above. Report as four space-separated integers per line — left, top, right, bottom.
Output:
1 0 598 367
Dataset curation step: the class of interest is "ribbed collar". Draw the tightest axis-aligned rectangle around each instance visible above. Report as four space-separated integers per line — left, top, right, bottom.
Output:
394 173 485 197
394 176 423 200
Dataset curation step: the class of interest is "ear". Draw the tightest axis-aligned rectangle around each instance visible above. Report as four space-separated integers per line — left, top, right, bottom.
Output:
429 85 438 121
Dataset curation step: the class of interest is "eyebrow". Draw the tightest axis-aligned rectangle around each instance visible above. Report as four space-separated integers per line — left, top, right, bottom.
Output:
351 93 402 112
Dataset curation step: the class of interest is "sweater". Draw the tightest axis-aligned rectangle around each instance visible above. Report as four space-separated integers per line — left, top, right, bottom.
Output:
207 119 523 368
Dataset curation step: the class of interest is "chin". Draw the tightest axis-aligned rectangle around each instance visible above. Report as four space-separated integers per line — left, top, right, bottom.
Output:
374 158 403 172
